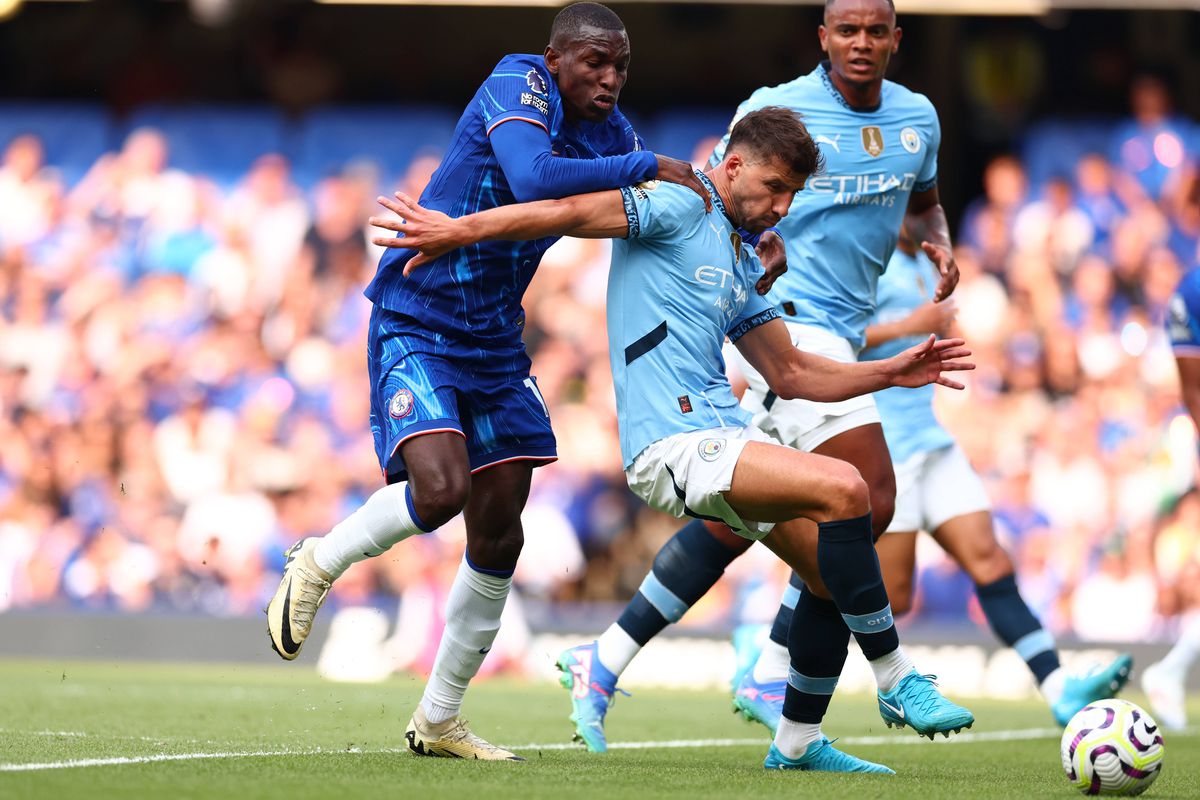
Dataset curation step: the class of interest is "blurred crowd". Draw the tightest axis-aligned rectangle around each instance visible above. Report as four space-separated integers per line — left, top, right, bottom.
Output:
0 75 1198 651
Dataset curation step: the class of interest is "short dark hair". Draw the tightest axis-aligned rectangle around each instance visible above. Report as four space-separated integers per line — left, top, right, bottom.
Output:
550 2 625 49
727 107 824 179
824 0 896 21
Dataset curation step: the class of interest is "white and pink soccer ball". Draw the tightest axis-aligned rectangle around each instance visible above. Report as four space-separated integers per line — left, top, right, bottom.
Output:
1061 699 1165 796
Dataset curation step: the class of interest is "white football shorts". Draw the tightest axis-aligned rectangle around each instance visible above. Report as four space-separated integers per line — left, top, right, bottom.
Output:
626 425 779 541
732 322 880 453
886 443 991 534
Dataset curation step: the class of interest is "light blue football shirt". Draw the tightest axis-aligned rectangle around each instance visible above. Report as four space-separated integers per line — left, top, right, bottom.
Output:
858 249 954 463
609 172 780 467
711 62 941 348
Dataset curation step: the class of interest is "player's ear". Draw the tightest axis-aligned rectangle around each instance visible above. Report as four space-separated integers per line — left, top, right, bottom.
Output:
892 26 902 54
544 46 561 75
818 24 829 53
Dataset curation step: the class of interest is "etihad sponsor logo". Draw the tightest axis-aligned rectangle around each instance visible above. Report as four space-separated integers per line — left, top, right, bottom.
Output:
806 172 917 206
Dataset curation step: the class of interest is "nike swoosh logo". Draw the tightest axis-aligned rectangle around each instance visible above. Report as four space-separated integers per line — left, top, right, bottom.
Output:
880 698 905 719
479 647 491 655
279 583 300 655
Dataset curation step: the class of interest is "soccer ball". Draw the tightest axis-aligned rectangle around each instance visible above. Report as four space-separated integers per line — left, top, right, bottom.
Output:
1060 699 1165 796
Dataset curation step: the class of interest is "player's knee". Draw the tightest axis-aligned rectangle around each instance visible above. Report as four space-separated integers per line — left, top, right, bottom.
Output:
867 478 896 539
409 471 471 529
469 521 525 570
823 462 870 520
969 543 1014 585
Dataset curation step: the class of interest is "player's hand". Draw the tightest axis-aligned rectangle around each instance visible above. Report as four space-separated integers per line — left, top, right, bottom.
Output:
370 192 462 275
654 155 713 212
906 299 957 337
923 241 959 301
753 229 787 295
888 334 973 390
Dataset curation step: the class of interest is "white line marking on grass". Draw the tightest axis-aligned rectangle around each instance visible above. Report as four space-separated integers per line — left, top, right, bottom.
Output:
0 727 1078 772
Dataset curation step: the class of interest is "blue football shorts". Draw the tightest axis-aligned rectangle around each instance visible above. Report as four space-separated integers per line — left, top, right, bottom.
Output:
367 305 557 484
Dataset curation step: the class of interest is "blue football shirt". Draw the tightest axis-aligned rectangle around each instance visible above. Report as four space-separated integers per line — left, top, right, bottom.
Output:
365 53 646 346
609 172 779 466
858 249 954 463
711 63 941 348
1167 268 1200 355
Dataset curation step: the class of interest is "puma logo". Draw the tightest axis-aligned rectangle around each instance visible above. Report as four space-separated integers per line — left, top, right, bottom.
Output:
815 134 842 153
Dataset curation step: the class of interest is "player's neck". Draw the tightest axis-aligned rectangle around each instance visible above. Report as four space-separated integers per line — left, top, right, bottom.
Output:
830 72 882 110
702 168 737 226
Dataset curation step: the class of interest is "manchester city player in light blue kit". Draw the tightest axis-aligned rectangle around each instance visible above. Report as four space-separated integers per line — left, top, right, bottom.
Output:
374 106 977 774
555 0 968 751
859 238 1132 728
265 3 717 762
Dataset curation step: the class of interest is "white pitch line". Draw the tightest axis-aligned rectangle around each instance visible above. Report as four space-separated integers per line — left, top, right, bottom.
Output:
0 727 1066 772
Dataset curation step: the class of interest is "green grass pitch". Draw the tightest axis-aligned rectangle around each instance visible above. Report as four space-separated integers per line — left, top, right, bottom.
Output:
0 659 1195 799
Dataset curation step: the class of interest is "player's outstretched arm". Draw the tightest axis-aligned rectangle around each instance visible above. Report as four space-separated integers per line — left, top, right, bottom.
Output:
863 298 956 348
906 187 959 301
370 190 630 274
735 319 974 402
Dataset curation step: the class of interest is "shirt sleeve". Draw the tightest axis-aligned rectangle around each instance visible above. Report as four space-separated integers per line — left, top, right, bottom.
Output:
490 121 658 202
619 181 703 242
915 104 942 193
477 60 555 136
726 252 781 342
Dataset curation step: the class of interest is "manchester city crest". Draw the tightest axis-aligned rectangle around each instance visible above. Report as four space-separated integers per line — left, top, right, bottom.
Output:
388 388 415 419
698 438 726 462
901 127 921 154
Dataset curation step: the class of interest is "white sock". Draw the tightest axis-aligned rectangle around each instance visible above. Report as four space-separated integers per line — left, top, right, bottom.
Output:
595 624 641 677
313 482 431 579
1040 667 1066 706
870 646 915 694
420 556 512 723
1159 611 1200 676
774 718 822 759
752 639 791 683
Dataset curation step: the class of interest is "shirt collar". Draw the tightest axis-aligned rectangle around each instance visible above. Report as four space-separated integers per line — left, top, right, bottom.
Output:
696 170 731 222
817 60 882 114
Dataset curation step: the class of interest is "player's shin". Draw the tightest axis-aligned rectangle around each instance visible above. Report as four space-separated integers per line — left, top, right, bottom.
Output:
420 554 512 723
597 519 745 677
816 513 912 692
774 587 851 757
313 482 434 579
753 572 804 683
976 574 1062 692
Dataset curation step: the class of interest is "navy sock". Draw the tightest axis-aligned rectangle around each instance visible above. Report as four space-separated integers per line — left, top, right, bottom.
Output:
976 573 1060 683
616 519 741 646
782 586 851 724
769 572 805 647
816 512 899 661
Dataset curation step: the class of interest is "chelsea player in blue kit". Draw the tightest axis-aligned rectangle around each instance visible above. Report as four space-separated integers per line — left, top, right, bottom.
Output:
265 3 718 762
859 237 1131 728
374 106 976 774
1142 268 1200 731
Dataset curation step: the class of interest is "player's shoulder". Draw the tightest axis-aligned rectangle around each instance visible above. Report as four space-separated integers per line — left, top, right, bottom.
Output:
744 70 823 109
882 79 937 119
628 178 707 229
489 53 554 93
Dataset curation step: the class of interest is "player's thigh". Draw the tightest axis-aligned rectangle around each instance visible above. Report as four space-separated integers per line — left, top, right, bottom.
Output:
368 324 469 488
811 423 896 529
726 440 868 523
458 365 558 476
875 531 919 613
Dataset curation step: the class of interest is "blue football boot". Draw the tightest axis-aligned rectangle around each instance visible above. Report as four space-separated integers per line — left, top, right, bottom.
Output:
877 670 975 739
1052 653 1134 726
764 738 894 774
731 671 786 735
556 642 622 753
730 623 769 692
